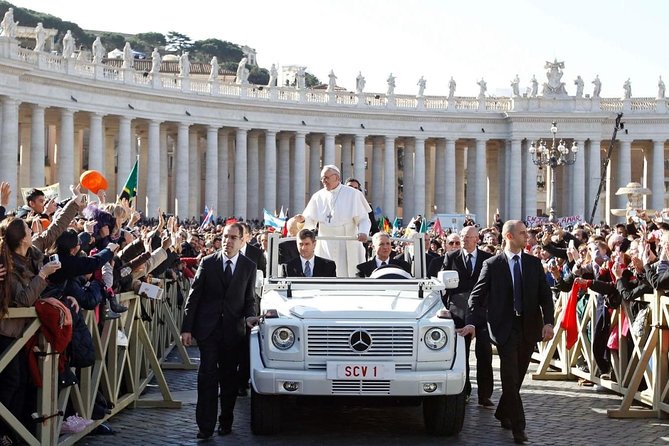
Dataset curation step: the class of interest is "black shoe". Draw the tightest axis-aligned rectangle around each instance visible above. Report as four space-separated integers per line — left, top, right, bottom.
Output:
478 397 495 408
237 388 248 397
217 426 232 436
196 431 213 439
109 295 128 313
513 430 528 444
499 419 513 430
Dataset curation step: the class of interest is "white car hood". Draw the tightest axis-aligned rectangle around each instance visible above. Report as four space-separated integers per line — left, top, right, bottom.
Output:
262 290 442 320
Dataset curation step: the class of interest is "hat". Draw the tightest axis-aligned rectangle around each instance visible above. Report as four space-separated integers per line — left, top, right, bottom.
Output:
56 229 79 253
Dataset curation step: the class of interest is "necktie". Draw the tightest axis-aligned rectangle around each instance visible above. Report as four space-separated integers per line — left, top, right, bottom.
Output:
466 253 473 277
381 261 387 266
224 259 233 283
513 255 523 315
304 260 312 277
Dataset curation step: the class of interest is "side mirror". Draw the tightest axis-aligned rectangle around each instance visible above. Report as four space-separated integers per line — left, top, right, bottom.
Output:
437 270 460 289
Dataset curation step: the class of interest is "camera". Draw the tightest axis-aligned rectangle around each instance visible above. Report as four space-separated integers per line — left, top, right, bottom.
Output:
49 254 59 263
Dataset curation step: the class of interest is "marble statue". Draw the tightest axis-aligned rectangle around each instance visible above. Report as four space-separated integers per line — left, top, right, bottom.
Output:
236 56 248 84
62 30 75 59
92 37 105 64
208 56 219 81
386 73 396 96
356 72 366 94
268 63 277 87
448 76 456 99
542 59 567 96
178 52 190 77
530 75 538 97
659 76 666 99
417 76 426 97
34 23 46 52
296 67 306 90
1 7 18 38
511 74 520 96
623 78 632 99
574 75 584 98
150 48 161 74
477 78 487 97
122 42 133 68
592 75 602 98
327 69 337 92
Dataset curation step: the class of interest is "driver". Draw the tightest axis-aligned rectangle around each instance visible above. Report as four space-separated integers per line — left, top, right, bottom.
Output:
356 232 410 277
281 229 336 278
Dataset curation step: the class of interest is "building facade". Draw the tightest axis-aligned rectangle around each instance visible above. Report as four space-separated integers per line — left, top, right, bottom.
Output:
0 36 666 225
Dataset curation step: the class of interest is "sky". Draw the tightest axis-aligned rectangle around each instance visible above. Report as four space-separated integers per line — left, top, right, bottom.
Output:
9 0 669 98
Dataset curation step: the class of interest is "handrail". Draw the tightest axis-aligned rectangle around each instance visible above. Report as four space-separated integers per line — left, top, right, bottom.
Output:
0 278 191 445
531 289 668 419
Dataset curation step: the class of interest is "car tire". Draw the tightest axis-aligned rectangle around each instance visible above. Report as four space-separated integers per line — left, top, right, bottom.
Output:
250 387 282 435
422 390 466 436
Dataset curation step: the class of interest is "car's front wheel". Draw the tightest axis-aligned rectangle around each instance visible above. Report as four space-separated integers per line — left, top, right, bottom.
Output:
250 387 282 435
422 390 466 436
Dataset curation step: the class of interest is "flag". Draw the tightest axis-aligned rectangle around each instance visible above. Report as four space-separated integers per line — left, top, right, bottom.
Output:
279 206 286 219
202 205 209 221
433 218 444 236
392 217 401 236
383 217 392 233
118 159 138 203
374 206 383 218
200 207 214 228
419 218 428 234
263 208 286 231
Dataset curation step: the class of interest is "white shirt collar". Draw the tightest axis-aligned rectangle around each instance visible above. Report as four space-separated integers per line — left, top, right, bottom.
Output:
223 252 240 270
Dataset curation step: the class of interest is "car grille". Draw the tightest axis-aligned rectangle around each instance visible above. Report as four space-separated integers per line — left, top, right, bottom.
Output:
331 380 391 394
307 325 415 357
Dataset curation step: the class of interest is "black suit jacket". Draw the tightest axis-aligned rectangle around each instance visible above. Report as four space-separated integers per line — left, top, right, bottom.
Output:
356 257 411 278
282 256 337 278
278 240 299 265
467 252 554 346
181 252 256 345
243 243 267 274
443 248 493 296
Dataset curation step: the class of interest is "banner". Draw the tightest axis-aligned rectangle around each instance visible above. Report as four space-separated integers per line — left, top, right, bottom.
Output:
263 209 286 230
525 215 584 228
21 183 60 205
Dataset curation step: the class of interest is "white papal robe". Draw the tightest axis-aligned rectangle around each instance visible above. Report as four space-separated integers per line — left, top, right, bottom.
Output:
302 184 371 277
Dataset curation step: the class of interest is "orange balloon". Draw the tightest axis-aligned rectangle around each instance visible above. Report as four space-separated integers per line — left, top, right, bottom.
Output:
80 170 108 194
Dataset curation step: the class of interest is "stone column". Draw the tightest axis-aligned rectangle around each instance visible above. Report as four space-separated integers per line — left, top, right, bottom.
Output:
340 135 353 179
404 139 415 219
434 139 446 214
455 145 465 213
587 140 602 223
444 139 456 213
277 132 291 211
73 129 84 185
383 135 396 218
323 133 336 166
414 137 426 217
88 113 104 173
264 130 277 214
234 128 248 218
523 141 538 219
617 138 632 210
508 138 522 220
354 134 366 188
293 131 307 213
309 134 321 195
651 139 665 211
145 120 161 217
371 136 384 208
58 108 75 192
188 129 200 219
1 98 18 208
217 130 230 217
159 126 168 211
572 139 586 219
30 104 46 187
104 131 116 194
201 125 218 215
248 131 260 218
473 139 487 223
175 123 189 219
19 122 30 190
117 115 132 191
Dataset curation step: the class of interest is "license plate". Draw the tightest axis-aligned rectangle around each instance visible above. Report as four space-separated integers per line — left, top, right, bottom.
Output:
326 362 395 380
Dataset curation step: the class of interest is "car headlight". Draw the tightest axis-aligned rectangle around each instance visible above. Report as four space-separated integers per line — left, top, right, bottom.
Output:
424 327 447 350
271 326 295 350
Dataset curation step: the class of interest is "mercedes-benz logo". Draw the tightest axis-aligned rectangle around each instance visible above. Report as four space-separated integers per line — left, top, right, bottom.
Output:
349 330 372 352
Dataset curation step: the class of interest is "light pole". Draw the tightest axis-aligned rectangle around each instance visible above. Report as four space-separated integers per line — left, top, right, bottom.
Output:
529 122 578 222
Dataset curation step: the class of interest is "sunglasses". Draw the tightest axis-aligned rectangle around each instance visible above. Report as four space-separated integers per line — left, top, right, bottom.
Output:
448 241 461 246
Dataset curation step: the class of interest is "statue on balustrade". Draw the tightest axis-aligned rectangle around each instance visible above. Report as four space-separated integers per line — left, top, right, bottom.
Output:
0 7 18 38
592 75 602 98
150 48 161 74
236 56 249 84
511 74 520 96
659 76 666 100
417 76 426 97
296 67 306 90
34 23 46 52
327 69 337 92
386 73 396 96
477 78 487 98
122 42 134 69
530 75 538 97
541 59 567 96
356 72 366 94
448 76 456 99
62 30 75 59
208 56 219 81
268 63 277 87
92 37 105 64
623 78 632 99
574 75 584 98
179 52 190 78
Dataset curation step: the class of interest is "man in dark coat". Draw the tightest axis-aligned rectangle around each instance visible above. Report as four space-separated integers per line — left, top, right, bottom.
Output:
356 232 410 277
282 229 336 278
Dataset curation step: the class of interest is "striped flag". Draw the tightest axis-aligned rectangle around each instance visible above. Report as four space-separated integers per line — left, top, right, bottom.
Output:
263 208 286 231
200 207 215 228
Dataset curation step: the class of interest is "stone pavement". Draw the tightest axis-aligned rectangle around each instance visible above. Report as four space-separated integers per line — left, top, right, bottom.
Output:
79 347 669 446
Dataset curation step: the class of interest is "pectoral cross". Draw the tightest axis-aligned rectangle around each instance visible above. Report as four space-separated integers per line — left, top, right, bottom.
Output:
326 213 332 223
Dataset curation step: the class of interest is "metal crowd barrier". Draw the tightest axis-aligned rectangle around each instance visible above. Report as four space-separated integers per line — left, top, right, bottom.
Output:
0 277 193 446
532 289 668 419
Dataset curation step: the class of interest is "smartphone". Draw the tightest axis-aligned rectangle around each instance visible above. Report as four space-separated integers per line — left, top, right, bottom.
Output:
49 254 59 263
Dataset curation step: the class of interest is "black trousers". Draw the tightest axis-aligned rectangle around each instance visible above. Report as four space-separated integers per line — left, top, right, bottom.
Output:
464 326 494 400
494 316 535 432
195 322 241 434
0 335 28 438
